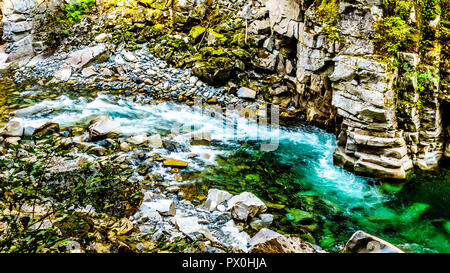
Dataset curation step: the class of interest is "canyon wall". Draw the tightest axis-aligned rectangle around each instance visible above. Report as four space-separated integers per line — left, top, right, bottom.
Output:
250 0 449 179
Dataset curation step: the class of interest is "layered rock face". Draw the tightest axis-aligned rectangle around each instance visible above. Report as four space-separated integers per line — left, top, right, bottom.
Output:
250 0 449 179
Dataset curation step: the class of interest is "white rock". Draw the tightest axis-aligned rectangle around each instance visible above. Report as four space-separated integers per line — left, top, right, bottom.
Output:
55 65 72 81
88 114 121 140
344 231 404 253
175 216 203 235
143 199 176 216
237 87 257 99
123 51 138 63
81 67 97 78
94 33 108 43
127 133 149 145
148 134 163 148
203 189 232 211
139 204 163 223
114 55 125 65
248 228 281 247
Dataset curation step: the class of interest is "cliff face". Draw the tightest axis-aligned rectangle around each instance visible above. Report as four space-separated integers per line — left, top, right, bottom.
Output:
251 0 449 179
1 0 449 179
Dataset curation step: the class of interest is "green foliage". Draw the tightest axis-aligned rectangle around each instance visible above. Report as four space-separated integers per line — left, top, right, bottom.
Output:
64 0 95 23
375 16 415 55
0 140 143 252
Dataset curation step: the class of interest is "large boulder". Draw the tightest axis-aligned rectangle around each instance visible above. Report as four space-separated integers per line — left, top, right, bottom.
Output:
227 192 267 221
88 114 121 140
0 119 24 137
23 121 60 137
248 228 316 253
344 231 404 253
142 199 176 216
203 189 232 211
65 44 109 69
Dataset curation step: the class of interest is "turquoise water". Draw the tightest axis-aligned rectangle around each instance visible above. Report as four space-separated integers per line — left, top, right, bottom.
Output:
3 86 450 253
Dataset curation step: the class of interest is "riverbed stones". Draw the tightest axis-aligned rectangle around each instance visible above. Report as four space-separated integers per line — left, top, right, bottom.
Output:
227 192 267 221
88 114 121 140
203 189 233 211
344 231 404 253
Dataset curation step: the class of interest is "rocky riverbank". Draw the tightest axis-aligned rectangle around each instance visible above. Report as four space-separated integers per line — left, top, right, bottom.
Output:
1 0 448 253
0 81 407 253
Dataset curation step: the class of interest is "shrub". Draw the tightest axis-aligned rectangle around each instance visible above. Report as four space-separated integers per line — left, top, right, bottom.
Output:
64 0 96 23
0 140 143 252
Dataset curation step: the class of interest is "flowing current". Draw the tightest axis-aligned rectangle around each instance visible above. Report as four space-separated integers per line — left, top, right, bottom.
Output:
7 91 450 253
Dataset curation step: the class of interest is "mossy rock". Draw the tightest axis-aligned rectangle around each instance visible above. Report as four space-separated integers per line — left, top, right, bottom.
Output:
192 57 235 86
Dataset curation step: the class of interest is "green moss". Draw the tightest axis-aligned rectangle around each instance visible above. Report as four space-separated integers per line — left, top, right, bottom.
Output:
316 0 340 41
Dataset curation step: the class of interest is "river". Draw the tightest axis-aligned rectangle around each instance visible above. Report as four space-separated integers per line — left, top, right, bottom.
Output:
1 78 449 253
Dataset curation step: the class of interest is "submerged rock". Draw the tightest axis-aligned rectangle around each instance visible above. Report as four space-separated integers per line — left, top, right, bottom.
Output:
344 231 404 253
